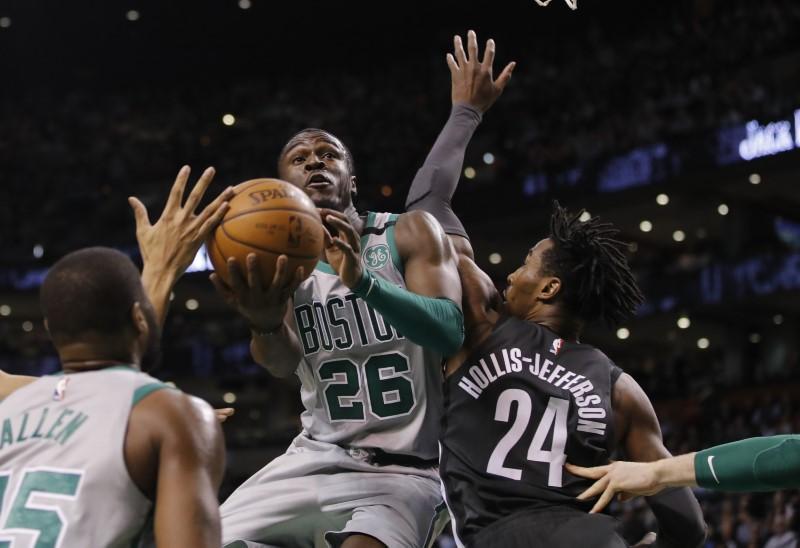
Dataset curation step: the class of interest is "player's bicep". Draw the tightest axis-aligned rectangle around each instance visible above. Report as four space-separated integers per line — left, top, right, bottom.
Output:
152 392 225 548
614 373 671 462
396 211 462 305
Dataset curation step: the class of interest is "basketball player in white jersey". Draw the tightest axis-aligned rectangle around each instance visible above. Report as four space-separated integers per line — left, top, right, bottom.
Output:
207 31 515 548
0 247 225 546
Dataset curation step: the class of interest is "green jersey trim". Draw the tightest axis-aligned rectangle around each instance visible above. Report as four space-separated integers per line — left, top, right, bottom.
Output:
386 213 404 276
132 382 174 406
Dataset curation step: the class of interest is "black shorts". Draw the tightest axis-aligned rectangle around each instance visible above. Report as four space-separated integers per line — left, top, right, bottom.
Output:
471 506 628 548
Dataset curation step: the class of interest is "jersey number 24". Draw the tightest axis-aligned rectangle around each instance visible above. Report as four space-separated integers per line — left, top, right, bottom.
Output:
487 389 569 487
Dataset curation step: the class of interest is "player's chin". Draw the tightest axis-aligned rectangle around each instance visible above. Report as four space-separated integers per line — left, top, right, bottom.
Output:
311 195 344 211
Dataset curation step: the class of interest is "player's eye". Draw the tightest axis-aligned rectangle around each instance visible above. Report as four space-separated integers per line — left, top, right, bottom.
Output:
292 156 305 164
322 152 336 159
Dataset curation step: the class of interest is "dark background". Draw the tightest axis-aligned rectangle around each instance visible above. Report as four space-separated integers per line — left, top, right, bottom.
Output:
1 0 800 545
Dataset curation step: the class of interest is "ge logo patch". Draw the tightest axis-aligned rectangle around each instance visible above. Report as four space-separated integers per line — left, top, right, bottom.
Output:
363 244 390 270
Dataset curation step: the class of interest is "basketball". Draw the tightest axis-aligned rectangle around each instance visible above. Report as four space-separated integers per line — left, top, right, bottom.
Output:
207 178 324 287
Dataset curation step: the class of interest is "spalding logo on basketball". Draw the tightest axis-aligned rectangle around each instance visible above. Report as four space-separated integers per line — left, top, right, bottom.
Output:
207 179 324 286
363 244 390 270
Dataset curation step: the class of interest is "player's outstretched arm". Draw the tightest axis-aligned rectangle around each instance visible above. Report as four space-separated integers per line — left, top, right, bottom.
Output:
210 253 305 378
571 433 800 503
127 389 225 547
406 30 515 259
322 208 464 356
568 454 698 511
130 165 234 326
610 373 707 548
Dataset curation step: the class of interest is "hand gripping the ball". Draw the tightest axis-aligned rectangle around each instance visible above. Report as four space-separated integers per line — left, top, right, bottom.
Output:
210 253 306 332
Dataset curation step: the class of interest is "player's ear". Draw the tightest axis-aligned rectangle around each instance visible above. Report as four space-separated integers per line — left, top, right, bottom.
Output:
130 302 149 339
539 277 561 301
350 175 358 201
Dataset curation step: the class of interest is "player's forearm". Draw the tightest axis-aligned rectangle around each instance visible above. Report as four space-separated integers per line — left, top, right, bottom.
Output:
646 487 707 548
405 104 482 238
141 264 177 327
695 435 800 491
653 453 698 489
250 323 303 378
352 271 464 356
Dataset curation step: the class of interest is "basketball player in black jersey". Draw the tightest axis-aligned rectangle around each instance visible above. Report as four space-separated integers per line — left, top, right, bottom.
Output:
404 34 707 548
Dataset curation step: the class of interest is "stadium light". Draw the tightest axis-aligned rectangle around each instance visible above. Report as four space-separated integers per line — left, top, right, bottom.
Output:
616 327 630 340
639 220 653 233
717 204 729 216
33 244 43 259
749 173 761 185
22 321 33 333
489 253 502 264
656 193 669 206
126 10 140 21
483 153 495 165
579 211 591 222
185 299 199 311
464 167 476 179
0 17 11 28
672 230 685 242
677 316 690 329
697 337 710 349
0 305 10 317
223 392 237 404
222 114 236 126
238 0 252 8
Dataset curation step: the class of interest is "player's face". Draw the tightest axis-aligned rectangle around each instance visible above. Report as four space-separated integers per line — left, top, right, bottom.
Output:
504 239 557 318
278 132 356 211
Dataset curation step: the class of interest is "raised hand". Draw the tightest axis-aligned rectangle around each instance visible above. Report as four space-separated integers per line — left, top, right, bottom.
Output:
130 165 234 324
210 253 305 331
448 30 516 113
319 208 364 288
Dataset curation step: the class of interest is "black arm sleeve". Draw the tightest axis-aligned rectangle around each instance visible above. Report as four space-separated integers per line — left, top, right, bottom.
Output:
405 103 482 239
646 487 707 548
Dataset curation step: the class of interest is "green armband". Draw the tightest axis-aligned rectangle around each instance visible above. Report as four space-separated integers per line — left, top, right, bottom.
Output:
352 270 464 356
695 435 800 492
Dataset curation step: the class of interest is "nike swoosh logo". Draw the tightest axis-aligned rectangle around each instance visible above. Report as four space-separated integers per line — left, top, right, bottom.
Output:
707 455 720 484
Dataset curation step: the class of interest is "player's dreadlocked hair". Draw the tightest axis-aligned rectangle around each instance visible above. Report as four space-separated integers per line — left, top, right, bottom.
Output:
540 202 644 327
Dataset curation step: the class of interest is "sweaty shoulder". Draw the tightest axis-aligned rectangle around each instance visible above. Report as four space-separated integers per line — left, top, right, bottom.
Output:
125 388 222 499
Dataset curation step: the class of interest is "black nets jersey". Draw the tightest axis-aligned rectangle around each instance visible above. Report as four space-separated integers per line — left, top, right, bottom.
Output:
440 315 623 546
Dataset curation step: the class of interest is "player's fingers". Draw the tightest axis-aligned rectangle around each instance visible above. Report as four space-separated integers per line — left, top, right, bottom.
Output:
215 408 235 423
446 53 459 76
196 201 230 240
227 257 248 296
495 61 516 91
288 266 305 294
481 38 496 70
209 273 237 305
454 34 468 67
269 254 292 292
326 216 360 251
590 485 616 514
467 30 478 65
332 237 357 260
195 184 234 226
566 463 609 480
184 166 216 213
576 475 609 501
127 196 152 231
166 165 191 212
246 253 265 294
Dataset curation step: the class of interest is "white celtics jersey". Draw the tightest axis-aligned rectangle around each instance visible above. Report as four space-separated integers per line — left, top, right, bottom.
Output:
0 366 164 547
292 211 444 459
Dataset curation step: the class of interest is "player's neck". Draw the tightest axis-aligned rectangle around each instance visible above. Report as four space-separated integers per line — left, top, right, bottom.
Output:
57 340 139 374
529 308 583 342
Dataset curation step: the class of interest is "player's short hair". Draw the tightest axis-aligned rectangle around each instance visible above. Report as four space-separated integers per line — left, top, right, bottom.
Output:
278 128 356 176
541 202 644 327
40 247 147 343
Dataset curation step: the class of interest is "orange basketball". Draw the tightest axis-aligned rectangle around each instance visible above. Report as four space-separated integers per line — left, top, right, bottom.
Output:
207 179 324 287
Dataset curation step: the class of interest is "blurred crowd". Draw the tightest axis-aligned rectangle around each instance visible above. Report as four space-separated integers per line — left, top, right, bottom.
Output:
2 0 800 265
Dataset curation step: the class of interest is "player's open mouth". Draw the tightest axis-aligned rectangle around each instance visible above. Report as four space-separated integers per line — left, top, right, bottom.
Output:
306 173 333 188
